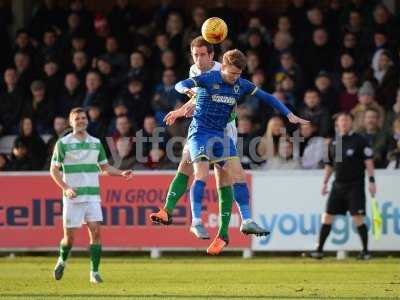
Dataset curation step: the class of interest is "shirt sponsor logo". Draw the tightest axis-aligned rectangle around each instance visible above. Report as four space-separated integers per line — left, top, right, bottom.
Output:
364 147 373 156
346 149 354 156
211 95 236 105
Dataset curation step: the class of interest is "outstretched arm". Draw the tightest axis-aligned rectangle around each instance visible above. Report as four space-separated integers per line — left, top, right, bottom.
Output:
254 89 309 125
175 79 197 94
164 97 196 125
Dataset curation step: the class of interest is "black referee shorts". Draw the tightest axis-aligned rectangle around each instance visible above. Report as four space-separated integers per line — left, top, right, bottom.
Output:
326 180 366 216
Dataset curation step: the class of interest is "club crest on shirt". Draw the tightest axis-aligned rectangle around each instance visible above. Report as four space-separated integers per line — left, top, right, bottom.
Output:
212 84 220 90
346 148 354 156
234 85 240 94
364 147 373 156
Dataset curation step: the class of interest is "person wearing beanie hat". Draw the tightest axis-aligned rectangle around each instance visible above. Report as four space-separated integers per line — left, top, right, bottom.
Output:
351 81 385 131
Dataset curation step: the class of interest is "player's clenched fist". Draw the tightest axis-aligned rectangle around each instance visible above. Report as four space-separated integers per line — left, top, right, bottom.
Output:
64 187 77 199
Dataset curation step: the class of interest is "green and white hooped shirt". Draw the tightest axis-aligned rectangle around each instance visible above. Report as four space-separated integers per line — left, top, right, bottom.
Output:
51 133 108 203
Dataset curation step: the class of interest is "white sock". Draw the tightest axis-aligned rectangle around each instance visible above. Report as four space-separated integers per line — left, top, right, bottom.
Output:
191 218 202 226
242 219 253 224
57 257 65 265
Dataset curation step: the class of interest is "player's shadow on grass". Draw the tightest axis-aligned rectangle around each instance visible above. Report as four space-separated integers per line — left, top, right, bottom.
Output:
0 295 396 300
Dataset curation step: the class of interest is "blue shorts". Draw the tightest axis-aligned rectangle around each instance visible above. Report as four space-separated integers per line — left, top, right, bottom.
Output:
187 128 237 164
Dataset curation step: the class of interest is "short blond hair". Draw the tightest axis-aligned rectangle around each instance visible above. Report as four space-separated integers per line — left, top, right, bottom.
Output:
222 49 247 70
69 107 86 121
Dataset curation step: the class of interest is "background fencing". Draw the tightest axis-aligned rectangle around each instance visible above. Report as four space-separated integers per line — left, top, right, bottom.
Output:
0 171 398 252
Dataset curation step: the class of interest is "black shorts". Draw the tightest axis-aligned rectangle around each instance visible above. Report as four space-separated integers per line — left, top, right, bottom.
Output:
326 180 366 216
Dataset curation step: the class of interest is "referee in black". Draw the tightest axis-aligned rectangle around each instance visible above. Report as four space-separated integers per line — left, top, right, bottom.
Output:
309 112 377 260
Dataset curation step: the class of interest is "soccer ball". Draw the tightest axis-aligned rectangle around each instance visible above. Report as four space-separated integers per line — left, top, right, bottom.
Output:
201 17 228 44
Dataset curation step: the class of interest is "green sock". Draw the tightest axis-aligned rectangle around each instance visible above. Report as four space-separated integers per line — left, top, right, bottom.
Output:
164 172 189 214
89 244 102 272
59 244 71 262
217 186 234 240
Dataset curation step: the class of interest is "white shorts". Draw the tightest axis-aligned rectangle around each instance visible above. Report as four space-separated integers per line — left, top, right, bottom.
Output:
63 201 103 228
225 120 238 146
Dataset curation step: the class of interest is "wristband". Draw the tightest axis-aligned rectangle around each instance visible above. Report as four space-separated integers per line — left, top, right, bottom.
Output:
369 176 375 183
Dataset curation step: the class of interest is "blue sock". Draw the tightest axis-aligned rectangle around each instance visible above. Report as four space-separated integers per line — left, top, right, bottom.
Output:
233 183 251 221
190 180 206 224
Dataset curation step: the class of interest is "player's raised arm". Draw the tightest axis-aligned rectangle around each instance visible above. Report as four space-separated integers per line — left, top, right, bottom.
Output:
175 73 209 95
253 88 309 125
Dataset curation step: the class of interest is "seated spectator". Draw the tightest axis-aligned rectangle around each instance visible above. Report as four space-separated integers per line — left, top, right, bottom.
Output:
182 6 207 51
384 88 400 133
71 50 90 83
334 52 358 81
358 108 389 168
96 57 124 94
152 69 185 126
240 69 273 121
70 34 90 56
243 51 261 79
154 49 183 82
14 51 35 94
237 116 257 169
111 115 136 150
0 153 10 171
137 115 168 161
82 71 109 113
99 36 128 72
43 59 63 101
0 68 26 134
299 122 326 169
257 116 287 162
273 51 303 94
57 72 84 117
386 117 400 169
37 28 63 66
165 12 184 57
275 15 293 37
338 70 359 112
12 29 37 62
299 89 332 137
261 137 301 170
87 104 108 139
268 31 294 73
23 80 54 134
239 17 271 54
303 27 335 86
351 81 385 132
44 116 69 169
126 51 151 87
314 71 339 115
13 117 46 170
8 140 34 171
107 100 131 135
117 77 151 129
275 74 298 108
108 137 135 170
370 4 397 43
135 148 176 170
339 32 364 66
242 28 269 64
364 49 398 109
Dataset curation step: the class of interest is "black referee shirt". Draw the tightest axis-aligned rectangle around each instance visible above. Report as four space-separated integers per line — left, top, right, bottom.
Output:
326 131 373 183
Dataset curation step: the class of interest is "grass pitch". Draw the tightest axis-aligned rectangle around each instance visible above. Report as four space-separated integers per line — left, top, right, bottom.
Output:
0 256 398 300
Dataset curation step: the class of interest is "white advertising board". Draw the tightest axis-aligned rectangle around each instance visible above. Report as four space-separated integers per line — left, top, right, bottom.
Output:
251 170 400 251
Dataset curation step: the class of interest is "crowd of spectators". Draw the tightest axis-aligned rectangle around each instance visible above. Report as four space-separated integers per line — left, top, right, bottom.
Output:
0 0 399 171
